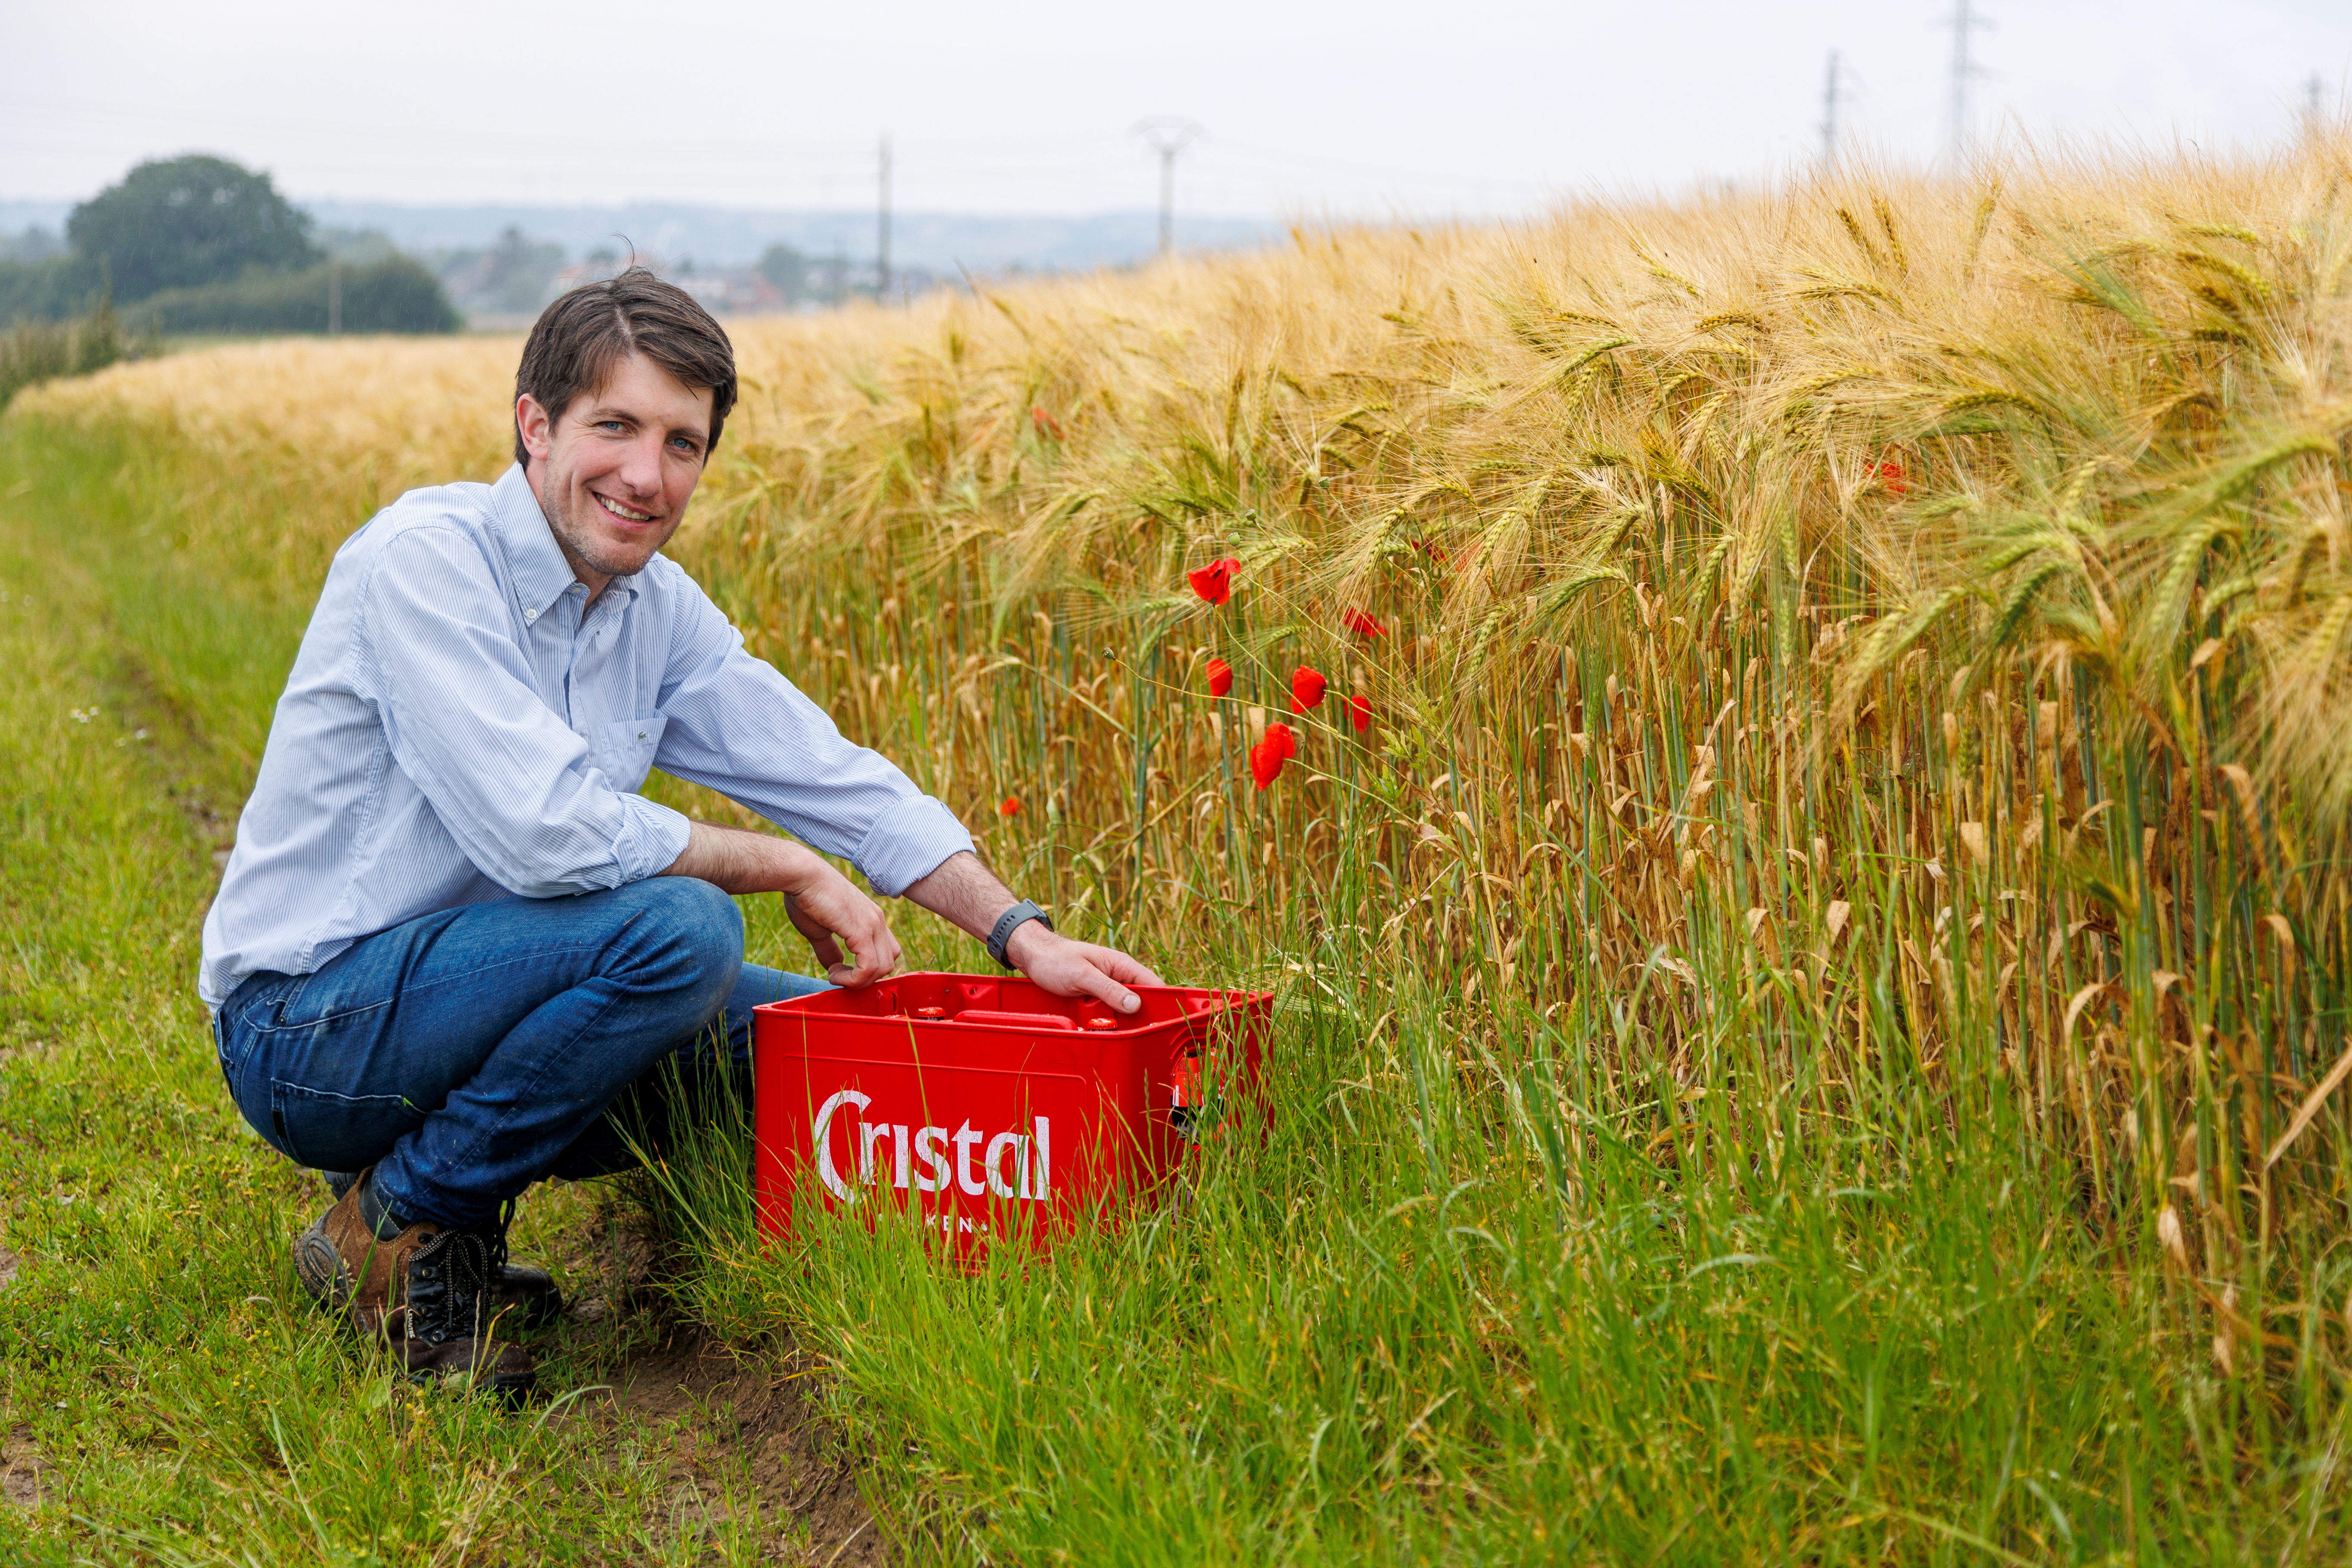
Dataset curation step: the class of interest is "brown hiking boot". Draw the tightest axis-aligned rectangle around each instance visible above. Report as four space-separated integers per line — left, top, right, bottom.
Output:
292 1169 535 1396
322 1171 563 1330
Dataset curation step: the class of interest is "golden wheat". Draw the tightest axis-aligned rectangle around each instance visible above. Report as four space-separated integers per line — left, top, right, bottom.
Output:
25 138 2352 1302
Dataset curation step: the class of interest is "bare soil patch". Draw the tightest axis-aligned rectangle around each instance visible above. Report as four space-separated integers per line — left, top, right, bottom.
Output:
596 1328 883 1566
3 1422 49 1509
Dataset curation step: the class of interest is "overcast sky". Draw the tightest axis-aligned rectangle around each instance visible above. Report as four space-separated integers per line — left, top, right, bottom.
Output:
7 0 2349 218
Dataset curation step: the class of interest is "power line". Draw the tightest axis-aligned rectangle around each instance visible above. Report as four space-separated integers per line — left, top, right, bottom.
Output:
1819 49 1847 171
1131 117 1201 257
1946 0 1995 164
876 132 892 302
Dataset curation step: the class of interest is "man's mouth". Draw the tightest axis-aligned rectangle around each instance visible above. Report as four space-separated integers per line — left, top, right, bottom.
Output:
593 491 657 525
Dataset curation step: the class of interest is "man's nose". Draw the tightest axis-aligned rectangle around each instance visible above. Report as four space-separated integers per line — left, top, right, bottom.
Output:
615 433 665 497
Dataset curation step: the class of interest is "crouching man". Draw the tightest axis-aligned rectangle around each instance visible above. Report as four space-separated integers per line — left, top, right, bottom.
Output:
202 269 1156 1394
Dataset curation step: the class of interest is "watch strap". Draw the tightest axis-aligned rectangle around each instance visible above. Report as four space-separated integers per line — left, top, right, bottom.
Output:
986 899 1054 969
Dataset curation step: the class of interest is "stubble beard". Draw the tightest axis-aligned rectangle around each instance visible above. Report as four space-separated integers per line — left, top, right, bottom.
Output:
540 456 674 582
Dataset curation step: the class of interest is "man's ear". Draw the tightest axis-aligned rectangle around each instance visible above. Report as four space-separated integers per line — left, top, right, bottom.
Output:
516 394 555 468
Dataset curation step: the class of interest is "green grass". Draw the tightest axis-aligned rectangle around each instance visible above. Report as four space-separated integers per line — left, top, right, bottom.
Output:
0 423 831 1565
5 406 2348 1564
648 957 2347 1563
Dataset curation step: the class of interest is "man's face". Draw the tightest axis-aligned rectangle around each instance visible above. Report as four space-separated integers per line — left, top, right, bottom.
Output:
517 352 714 591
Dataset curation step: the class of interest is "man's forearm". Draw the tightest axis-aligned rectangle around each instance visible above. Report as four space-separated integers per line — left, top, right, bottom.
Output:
660 820 821 894
900 851 1020 943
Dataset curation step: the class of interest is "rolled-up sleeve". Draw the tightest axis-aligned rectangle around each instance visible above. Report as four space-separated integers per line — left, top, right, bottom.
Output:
649 578 974 895
354 527 692 896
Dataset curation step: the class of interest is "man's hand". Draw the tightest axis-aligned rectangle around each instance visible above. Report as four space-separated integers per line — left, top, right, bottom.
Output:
903 851 1163 1013
778 866 900 987
1002 920 1164 1015
663 821 900 986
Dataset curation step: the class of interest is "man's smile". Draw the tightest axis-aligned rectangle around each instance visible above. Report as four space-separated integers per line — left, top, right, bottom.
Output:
593 491 657 524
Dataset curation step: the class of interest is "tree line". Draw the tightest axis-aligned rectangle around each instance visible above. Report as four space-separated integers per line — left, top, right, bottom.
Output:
0 156 458 336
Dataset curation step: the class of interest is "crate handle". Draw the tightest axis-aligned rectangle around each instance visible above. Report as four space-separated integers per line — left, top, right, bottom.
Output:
953 1008 1079 1031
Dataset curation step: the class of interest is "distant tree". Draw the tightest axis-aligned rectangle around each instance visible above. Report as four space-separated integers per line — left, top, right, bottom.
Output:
0 258 100 326
317 226 400 265
0 228 65 264
757 243 810 303
67 155 321 303
131 256 459 336
435 227 564 317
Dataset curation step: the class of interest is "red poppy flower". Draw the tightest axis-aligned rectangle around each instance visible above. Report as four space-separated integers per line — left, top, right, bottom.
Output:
1343 608 1387 639
1875 460 1911 496
1250 721 1297 789
1347 694 1371 734
1289 665 1327 713
998 796 1021 818
1031 406 1065 440
1186 557 1240 605
1205 656 1234 697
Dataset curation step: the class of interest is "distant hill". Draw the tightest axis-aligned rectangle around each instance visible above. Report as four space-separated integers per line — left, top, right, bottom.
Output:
295 203 1276 274
0 199 1278 273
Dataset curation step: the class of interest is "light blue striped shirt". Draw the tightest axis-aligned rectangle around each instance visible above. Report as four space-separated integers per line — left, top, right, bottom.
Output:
198 463 973 1008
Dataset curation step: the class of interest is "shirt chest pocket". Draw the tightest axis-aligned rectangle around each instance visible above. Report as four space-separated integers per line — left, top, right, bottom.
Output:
592 714 667 792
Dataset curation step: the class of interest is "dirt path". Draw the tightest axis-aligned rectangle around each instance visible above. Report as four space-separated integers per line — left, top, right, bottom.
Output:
600 1330 885 1566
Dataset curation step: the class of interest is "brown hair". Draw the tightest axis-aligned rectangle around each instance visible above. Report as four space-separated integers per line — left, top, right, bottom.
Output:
512 266 738 467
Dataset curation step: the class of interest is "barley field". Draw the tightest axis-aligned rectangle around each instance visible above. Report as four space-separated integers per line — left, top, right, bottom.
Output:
9 137 2352 1562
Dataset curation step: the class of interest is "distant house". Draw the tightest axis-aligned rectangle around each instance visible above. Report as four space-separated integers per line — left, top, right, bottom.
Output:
544 257 787 317
673 268 789 315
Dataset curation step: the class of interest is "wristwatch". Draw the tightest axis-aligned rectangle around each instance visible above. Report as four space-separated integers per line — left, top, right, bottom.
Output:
986 899 1055 970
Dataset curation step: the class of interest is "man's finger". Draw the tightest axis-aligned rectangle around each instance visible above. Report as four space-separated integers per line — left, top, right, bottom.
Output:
829 945 890 986
849 912 900 978
1088 945 1164 989
1071 962 1142 1015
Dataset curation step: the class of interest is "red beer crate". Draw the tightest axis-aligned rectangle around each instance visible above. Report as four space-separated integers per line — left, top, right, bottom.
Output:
752 973 1271 1254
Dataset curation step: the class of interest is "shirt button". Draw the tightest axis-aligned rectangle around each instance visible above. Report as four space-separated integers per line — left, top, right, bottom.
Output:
524 608 538 622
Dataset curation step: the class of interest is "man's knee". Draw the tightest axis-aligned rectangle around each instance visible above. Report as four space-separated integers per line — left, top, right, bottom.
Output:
620 876 744 997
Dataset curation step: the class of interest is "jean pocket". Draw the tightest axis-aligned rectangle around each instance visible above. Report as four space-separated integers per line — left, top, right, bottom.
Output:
216 977 291 1081
267 1080 426 1173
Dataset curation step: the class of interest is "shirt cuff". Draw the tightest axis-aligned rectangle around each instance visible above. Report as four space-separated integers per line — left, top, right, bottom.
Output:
617 795 695 884
852 795 976 896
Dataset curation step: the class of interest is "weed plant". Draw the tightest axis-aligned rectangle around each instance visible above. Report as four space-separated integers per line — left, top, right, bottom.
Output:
0 302 142 412
15 139 2352 1559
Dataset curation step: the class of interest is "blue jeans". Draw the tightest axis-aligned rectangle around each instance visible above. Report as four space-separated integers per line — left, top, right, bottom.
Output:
213 878 826 1231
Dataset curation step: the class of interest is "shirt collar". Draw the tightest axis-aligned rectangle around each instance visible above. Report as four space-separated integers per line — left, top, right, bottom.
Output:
488 463 642 618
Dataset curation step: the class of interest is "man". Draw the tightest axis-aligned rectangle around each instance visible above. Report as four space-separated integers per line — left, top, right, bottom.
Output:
203 269 1157 1393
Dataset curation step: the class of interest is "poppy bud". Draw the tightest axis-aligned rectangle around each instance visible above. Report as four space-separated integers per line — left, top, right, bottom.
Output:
1205 656 1234 697
1186 560 1234 606
1347 694 1371 734
1031 406 1065 440
1289 666 1327 713
1343 609 1387 639
999 797 1021 817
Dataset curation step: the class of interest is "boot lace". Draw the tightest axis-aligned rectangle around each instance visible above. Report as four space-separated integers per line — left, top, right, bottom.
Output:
403 1229 494 1345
